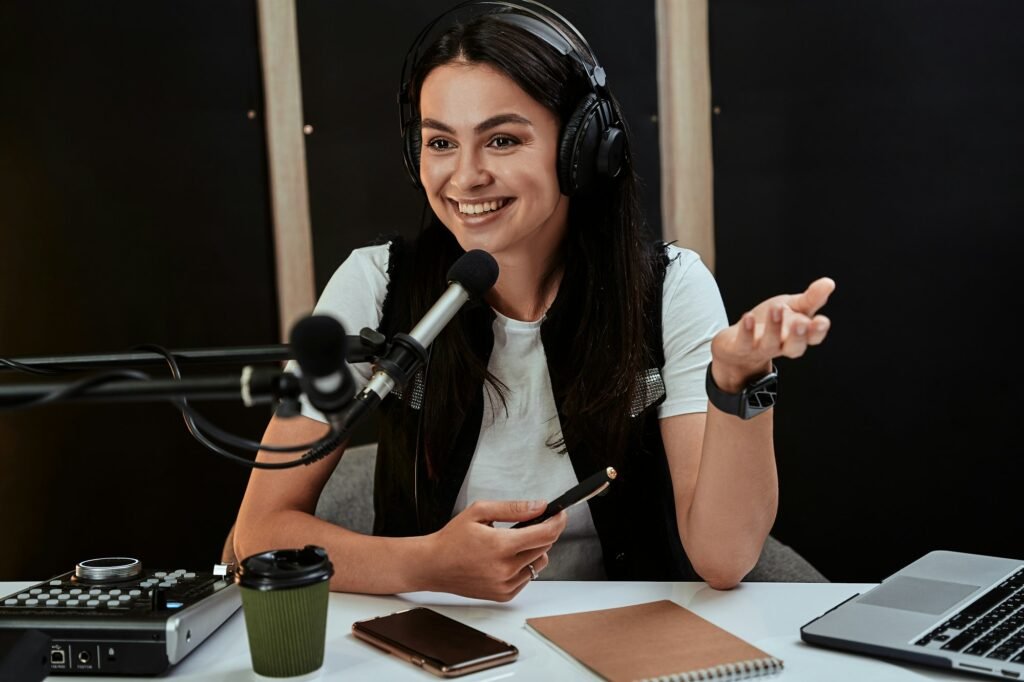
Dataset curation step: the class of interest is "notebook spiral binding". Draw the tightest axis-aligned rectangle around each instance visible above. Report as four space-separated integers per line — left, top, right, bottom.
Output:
638 656 784 682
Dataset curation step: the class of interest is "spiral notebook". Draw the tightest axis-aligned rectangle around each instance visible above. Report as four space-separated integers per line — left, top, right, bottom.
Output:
525 600 783 682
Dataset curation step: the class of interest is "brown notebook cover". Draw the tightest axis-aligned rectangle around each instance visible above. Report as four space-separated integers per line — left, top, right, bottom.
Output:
525 600 783 682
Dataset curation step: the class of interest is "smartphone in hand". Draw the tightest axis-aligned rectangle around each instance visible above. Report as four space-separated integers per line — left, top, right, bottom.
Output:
352 607 518 677
511 466 617 529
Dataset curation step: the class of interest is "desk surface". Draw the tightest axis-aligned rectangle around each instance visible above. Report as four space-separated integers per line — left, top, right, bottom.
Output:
3 580 976 681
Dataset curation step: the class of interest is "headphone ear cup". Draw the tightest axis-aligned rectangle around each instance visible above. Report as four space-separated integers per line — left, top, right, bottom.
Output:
557 93 598 195
597 123 625 179
558 94 624 195
403 118 423 188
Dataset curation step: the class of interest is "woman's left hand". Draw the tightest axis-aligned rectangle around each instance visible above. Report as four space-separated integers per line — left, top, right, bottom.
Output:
709 277 836 391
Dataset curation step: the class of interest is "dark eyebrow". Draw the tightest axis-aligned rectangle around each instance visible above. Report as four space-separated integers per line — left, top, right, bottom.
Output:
420 113 533 136
474 113 532 133
420 118 456 134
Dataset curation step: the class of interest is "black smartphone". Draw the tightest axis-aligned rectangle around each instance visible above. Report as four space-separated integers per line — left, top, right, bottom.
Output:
511 466 617 529
352 607 518 677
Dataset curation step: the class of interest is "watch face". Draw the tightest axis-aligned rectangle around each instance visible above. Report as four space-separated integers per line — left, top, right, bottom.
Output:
742 374 778 418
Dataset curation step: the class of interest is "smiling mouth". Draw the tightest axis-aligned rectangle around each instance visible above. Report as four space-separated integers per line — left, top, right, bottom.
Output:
449 197 514 217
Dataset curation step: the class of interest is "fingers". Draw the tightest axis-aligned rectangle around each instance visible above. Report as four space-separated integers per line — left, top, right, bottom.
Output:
734 312 757 354
504 511 567 552
515 546 550 578
465 499 547 524
462 500 566 546
498 550 550 602
517 543 552 563
807 315 831 345
524 550 550 578
742 284 833 360
481 548 551 603
780 313 809 358
777 312 832 359
439 505 563 603
791 277 836 316
759 304 785 353
768 277 835 352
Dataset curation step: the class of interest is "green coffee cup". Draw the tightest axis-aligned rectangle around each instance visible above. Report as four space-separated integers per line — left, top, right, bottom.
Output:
237 545 334 677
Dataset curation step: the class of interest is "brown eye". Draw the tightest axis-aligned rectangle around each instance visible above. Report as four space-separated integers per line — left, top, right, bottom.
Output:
427 138 454 150
488 135 519 149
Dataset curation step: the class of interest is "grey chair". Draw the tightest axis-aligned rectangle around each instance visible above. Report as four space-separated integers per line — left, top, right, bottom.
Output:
312 441 378 534
220 442 379 564
307 442 827 583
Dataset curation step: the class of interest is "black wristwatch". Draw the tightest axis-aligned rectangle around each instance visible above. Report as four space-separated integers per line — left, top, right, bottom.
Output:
705 363 778 420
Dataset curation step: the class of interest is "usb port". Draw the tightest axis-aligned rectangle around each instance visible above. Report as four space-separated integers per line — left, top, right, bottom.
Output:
1002 671 1020 679
50 649 66 665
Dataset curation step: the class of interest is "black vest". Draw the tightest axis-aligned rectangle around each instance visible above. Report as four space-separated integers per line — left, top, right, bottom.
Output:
371 237 698 581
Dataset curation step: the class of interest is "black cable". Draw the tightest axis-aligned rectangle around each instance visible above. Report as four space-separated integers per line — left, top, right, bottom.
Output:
176 401 330 453
298 430 345 465
170 401 332 469
0 369 152 411
0 357 65 375
137 346 331 451
134 344 345 469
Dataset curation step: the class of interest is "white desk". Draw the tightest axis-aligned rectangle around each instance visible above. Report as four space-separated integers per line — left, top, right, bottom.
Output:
3 580 977 681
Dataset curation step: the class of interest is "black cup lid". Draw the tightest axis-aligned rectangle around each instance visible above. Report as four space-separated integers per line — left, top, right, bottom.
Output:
236 545 334 591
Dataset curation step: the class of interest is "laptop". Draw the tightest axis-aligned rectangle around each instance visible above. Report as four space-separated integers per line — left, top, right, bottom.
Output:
801 550 1024 679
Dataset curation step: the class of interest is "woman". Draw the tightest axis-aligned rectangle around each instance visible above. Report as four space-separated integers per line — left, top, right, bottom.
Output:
234 2 834 602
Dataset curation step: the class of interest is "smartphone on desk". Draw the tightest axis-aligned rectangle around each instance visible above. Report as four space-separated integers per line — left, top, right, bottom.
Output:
352 607 518 677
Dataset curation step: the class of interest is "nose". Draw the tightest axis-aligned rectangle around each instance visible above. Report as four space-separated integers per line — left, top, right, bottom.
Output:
449 148 491 192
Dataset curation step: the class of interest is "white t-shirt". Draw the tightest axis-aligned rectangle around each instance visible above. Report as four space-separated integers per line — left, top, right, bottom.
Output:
301 243 727 579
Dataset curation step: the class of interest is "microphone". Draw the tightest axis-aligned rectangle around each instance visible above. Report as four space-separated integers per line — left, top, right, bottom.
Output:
289 315 356 417
367 249 498 400
332 250 498 432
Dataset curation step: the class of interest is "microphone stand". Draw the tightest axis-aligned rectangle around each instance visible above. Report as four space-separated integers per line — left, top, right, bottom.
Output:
0 346 292 372
0 323 393 469
0 367 300 408
0 328 388 373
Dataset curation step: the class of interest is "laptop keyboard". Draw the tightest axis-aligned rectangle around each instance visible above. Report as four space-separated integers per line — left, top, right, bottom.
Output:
914 567 1024 662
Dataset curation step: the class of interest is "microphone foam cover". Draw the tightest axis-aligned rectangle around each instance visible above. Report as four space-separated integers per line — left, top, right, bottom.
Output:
447 250 499 298
289 315 347 378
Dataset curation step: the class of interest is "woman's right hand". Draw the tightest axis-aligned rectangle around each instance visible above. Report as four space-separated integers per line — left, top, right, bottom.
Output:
424 500 567 602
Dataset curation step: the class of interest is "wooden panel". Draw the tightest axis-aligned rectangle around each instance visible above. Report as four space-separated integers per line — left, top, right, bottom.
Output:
257 0 316 339
657 0 715 269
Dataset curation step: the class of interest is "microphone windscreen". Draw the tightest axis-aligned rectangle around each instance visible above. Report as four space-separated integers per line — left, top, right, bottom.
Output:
289 315 347 378
447 250 499 298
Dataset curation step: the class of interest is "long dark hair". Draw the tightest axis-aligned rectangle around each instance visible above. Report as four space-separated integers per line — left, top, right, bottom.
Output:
405 11 658 476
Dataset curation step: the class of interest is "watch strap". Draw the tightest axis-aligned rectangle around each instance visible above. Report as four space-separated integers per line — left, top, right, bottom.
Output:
705 363 778 419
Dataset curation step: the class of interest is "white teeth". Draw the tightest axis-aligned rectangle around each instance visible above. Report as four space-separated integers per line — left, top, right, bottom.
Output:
457 198 508 215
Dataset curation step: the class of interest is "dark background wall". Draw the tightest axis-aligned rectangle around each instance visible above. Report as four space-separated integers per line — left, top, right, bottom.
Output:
0 2 276 580
709 0 1024 582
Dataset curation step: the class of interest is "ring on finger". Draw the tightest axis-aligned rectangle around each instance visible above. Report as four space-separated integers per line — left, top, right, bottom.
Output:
527 563 539 580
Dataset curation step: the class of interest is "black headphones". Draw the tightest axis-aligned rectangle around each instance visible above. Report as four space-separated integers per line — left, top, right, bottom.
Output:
398 0 626 196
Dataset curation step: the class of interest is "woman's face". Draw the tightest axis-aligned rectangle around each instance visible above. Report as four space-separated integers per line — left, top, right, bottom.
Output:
418 61 568 265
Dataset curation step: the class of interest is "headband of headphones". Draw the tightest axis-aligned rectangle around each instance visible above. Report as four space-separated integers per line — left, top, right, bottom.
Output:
398 0 626 194
399 1 610 112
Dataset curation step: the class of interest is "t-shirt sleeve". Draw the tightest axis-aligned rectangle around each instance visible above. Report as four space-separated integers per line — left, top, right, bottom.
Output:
658 246 729 419
289 244 391 423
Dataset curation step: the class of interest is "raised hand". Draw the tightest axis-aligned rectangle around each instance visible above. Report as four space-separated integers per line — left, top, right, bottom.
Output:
424 500 567 602
710 277 836 391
